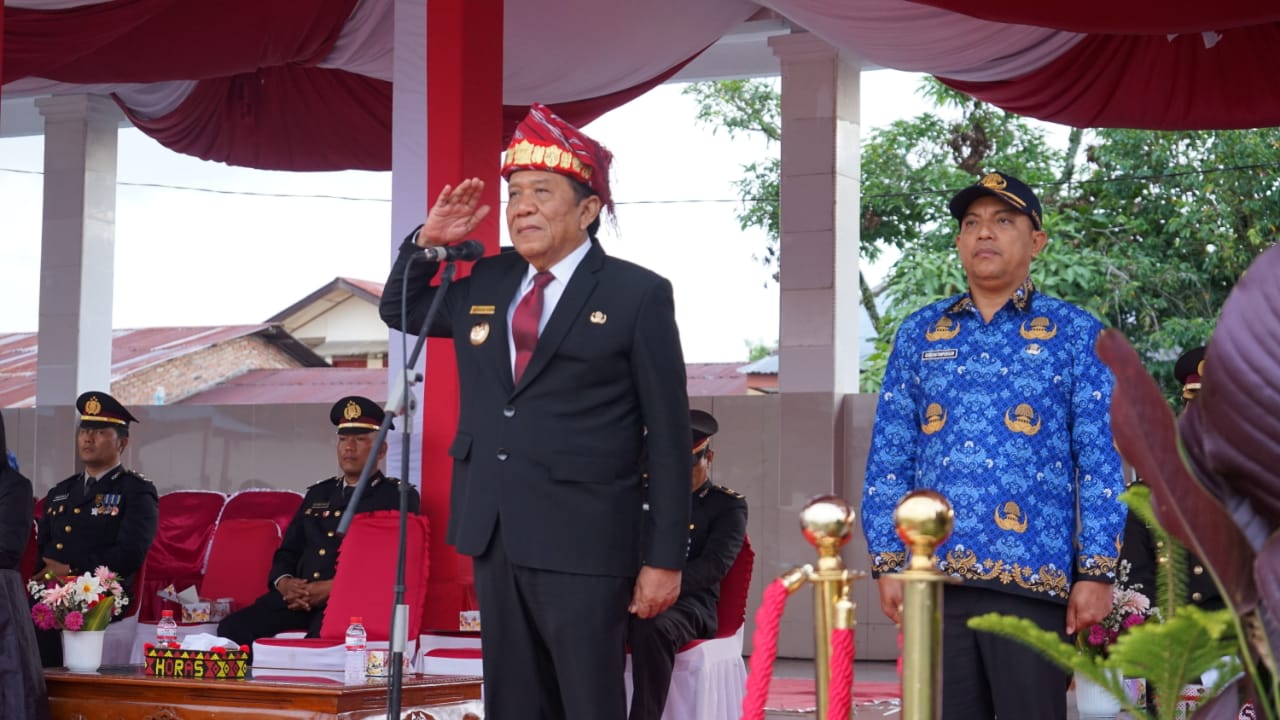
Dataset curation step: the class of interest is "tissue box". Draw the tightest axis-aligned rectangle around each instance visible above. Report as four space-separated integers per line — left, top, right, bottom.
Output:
181 600 212 624
144 646 249 679
459 610 481 632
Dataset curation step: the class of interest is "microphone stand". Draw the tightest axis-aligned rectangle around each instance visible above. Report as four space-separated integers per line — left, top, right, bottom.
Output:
338 259 457 720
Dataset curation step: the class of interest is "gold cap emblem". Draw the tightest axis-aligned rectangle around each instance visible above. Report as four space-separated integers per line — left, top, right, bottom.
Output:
84 396 102 416
343 400 362 421
979 173 1007 191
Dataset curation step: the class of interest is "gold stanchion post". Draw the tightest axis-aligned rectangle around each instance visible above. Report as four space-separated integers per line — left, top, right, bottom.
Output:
798 495 866 720
885 489 955 720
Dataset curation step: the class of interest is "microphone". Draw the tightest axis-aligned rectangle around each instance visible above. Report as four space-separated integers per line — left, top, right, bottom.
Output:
421 239 485 262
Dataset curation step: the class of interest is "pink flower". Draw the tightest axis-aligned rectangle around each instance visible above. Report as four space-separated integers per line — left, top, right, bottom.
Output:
31 603 57 630
63 610 84 631
1122 612 1145 630
1088 624 1109 646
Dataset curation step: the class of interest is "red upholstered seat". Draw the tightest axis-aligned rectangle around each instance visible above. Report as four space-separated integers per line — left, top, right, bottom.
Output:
201 518 282 611
216 489 304 540
253 510 430 670
136 490 227 622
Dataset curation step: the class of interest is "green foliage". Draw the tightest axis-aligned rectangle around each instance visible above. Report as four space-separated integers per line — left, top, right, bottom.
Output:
969 606 1239 720
1121 485 1189 617
745 339 778 362
683 77 1280 399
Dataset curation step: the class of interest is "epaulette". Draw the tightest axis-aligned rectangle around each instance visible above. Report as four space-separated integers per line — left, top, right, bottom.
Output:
715 484 745 499
309 476 340 489
120 467 150 482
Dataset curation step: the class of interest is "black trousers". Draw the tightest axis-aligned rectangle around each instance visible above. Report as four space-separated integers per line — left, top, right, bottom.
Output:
473 525 633 720
628 602 708 720
942 584 1070 720
216 591 325 650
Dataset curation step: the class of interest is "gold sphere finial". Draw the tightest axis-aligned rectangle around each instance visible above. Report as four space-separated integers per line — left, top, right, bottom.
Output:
893 489 954 571
800 495 855 556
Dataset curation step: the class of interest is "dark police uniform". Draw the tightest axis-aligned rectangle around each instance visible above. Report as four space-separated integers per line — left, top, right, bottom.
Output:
629 410 747 720
217 396 420 646
1120 346 1221 610
34 391 159 667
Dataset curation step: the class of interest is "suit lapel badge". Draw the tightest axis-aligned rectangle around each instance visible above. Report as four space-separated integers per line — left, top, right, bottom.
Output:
470 321 491 345
589 310 607 325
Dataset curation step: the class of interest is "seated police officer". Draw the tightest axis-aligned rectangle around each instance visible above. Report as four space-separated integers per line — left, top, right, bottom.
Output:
35 391 159 667
217 396 419 646
629 409 748 720
1120 345 1222 610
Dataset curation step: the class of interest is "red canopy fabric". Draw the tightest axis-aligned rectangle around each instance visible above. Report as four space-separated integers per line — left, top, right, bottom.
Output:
5 0 1280 172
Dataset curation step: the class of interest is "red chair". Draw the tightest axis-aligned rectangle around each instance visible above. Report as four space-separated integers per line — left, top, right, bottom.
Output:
216 489 304 540
624 536 755 720
253 510 430 670
129 517 282 663
135 490 226 622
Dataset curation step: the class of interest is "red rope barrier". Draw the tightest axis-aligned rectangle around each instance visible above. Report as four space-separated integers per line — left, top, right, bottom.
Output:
828 627 855 719
740 579 790 720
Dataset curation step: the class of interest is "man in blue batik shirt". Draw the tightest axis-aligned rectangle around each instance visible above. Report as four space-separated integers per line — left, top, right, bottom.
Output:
861 172 1125 720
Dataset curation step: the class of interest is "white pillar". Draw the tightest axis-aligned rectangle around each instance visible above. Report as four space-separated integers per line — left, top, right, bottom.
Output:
769 32 862 394
385 0 428 487
767 32 864 658
34 94 121 405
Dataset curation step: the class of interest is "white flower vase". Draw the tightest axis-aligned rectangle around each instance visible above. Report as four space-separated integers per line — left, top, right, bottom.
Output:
1075 669 1123 717
62 629 106 673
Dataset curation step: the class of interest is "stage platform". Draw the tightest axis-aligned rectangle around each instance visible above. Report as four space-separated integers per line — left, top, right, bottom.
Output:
44 665 483 720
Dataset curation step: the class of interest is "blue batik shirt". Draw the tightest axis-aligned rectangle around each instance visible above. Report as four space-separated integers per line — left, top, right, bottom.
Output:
861 279 1125 602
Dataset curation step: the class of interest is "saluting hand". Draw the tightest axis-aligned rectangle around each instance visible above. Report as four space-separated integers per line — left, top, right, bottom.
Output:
629 566 682 619
417 178 491 248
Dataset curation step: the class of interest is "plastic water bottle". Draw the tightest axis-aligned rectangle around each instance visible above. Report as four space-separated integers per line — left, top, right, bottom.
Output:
344 617 367 680
156 609 179 649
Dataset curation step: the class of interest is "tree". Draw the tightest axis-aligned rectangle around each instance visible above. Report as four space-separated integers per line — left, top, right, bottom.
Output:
684 77 1280 398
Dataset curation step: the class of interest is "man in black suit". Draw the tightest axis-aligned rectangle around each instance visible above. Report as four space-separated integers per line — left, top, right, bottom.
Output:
629 409 747 720
217 396 419 646
381 103 691 720
34 391 159 667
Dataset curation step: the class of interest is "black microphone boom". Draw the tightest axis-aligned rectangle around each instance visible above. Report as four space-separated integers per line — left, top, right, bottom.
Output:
421 239 484 262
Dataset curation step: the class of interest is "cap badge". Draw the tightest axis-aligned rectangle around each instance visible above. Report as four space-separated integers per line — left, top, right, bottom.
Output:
470 322 490 346
1197 359 1206 377
590 311 607 325
343 400 362 421
980 173 1008 191
85 396 102 416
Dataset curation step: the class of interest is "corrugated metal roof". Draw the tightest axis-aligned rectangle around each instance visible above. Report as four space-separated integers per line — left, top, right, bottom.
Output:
0 325 326 408
686 362 747 396
737 354 778 375
176 368 388 405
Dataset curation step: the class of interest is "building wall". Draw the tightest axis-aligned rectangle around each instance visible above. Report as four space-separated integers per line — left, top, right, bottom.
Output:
292 296 387 345
110 336 307 406
3 392 896 661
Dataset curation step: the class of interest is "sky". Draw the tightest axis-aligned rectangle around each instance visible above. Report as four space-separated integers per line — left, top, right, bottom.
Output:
0 70 940 363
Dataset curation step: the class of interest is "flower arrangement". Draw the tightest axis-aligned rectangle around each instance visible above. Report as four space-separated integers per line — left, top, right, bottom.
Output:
1077 584 1152 658
28 566 129 632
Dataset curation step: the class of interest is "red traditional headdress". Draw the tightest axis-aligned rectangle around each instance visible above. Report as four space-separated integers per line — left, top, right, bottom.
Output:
501 103 614 217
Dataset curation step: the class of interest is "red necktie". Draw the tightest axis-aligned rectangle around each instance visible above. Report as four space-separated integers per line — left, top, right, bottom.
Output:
512 271 554 383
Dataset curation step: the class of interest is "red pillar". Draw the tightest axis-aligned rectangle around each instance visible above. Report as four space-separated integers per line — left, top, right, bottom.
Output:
419 0 503 631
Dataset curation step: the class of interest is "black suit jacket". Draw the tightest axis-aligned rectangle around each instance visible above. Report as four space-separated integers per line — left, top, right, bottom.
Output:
383 235 691 577
37 465 158 594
